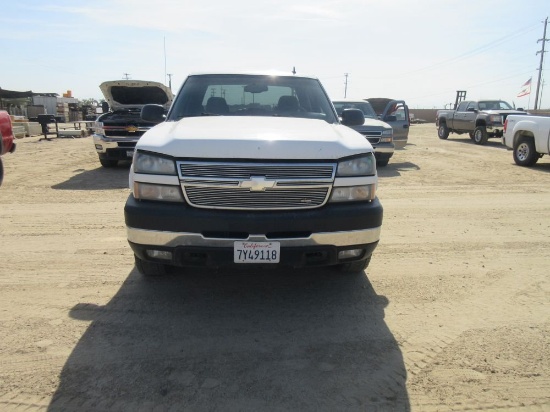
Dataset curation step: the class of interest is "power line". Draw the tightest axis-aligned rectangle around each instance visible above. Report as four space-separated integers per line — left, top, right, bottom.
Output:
350 22 540 82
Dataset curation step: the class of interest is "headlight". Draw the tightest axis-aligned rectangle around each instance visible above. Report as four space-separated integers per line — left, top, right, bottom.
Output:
94 122 104 135
330 185 376 202
336 154 376 176
380 129 393 143
488 114 503 124
133 182 184 202
134 152 176 175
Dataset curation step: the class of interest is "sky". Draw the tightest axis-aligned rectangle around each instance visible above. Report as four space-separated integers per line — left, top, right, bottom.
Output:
1 0 549 109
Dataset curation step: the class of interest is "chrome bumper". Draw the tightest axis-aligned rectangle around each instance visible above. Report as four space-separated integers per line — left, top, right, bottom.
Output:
93 134 139 153
127 226 382 248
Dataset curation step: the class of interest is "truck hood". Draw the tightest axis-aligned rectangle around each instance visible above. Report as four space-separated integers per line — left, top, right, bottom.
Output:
366 98 404 116
99 80 173 110
137 116 373 160
350 118 393 131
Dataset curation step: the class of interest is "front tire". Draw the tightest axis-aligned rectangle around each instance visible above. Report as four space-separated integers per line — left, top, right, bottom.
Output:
339 257 371 274
513 136 539 166
134 255 170 276
438 123 449 139
473 126 488 145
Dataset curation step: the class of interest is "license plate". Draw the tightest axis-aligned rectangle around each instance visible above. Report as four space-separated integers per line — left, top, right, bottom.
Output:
234 241 280 263
127 150 134 158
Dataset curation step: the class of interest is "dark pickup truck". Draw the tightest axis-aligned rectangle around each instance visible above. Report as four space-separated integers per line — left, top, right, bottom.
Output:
436 100 527 145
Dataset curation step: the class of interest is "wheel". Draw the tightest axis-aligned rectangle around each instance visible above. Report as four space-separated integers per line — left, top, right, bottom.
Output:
513 136 539 167
99 158 118 167
469 132 475 140
376 159 389 167
339 257 371 273
134 255 170 276
473 126 488 145
437 123 449 139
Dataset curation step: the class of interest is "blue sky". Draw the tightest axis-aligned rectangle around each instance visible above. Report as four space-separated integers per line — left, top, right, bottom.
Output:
1 0 549 108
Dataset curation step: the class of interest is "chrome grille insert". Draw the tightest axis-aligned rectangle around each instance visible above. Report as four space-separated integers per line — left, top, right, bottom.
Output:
177 161 336 210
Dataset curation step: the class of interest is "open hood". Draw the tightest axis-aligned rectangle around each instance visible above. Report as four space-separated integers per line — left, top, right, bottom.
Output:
99 80 173 111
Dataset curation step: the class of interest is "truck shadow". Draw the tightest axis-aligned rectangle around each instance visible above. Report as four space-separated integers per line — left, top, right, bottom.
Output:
49 268 410 411
515 161 550 173
444 137 507 149
378 161 420 178
51 163 131 190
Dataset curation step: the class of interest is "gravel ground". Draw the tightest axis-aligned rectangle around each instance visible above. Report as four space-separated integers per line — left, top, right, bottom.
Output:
0 123 549 411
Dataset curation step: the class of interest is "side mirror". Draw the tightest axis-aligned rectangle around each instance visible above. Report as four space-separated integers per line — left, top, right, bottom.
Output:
467 107 477 112
341 108 364 126
141 104 166 123
517 107 524 111
384 115 397 122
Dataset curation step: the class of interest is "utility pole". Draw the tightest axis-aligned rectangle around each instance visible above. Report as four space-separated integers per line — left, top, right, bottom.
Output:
122 73 131 80
344 73 349 98
167 74 173 91
534 17 548 110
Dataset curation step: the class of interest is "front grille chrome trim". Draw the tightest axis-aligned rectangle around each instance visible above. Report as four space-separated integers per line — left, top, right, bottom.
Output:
177 160 337 210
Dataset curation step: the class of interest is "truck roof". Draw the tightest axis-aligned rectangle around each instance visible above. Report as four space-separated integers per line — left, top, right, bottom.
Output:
185 71 319 80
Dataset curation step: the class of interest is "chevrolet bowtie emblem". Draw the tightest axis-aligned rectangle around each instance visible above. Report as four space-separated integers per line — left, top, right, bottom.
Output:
126 126 138 132
240 176 276 191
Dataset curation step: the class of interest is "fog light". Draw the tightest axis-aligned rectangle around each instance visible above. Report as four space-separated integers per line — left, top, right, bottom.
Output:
145 250 172 260
338 249 363 259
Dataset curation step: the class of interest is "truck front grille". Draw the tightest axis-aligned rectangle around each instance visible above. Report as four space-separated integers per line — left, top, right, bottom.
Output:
177 161 336 210
359 132 381 145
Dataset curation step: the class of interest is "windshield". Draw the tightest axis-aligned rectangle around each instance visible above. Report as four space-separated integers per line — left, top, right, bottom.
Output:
332 101 377 119
478 101 514 110
168 74 338 123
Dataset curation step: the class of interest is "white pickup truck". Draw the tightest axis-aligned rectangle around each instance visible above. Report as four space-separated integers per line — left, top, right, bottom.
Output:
125 72 383 276
503 115 550 166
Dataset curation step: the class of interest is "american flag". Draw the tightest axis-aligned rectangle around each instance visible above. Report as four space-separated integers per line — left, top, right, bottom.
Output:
517 78 531 97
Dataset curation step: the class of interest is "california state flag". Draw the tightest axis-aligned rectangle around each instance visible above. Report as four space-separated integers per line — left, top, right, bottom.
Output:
517 78 531 97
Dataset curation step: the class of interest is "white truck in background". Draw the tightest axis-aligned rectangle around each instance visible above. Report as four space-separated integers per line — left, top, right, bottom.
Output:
503 115 550 166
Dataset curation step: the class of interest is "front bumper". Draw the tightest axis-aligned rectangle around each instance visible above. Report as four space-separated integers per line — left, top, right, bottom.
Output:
486 125 504 137
125 196 383 268
372 144 394 154
93 134 138 159
393 137 407 150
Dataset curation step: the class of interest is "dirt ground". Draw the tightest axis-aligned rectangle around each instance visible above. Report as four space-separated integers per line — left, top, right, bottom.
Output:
0 123 549 411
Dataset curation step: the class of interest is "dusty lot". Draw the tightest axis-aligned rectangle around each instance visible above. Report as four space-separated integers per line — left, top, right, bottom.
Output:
0 124 549 411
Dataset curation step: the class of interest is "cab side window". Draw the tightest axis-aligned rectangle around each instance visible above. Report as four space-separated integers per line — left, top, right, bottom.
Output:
457 102 468 112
